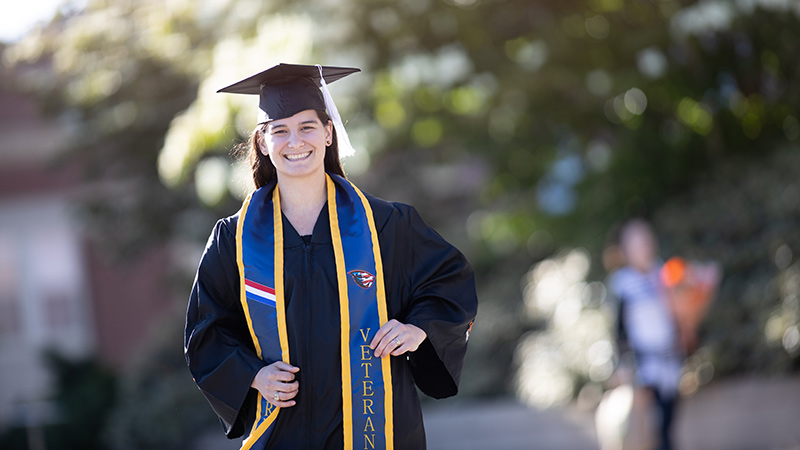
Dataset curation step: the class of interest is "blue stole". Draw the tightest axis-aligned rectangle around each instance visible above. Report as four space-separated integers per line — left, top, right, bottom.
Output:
236 173 394 450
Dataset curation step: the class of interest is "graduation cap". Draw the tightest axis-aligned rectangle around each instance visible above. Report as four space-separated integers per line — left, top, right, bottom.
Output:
218 63 360 157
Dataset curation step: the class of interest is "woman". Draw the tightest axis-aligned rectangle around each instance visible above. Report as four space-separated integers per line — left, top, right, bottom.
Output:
609 219 682 450
185 64 478 450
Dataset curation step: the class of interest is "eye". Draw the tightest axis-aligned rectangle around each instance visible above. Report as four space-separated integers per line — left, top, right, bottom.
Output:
271 129 287 136
301 125 316 131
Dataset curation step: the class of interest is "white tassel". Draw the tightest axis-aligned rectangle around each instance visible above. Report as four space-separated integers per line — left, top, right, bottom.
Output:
316 64 356 158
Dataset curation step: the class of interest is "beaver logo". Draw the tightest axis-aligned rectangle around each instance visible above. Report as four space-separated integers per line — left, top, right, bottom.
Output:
348 270 376 289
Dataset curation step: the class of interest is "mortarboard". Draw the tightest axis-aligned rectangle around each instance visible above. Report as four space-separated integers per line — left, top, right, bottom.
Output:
218 63 360 157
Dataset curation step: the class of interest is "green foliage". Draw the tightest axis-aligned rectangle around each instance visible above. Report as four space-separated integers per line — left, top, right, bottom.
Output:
3 0 227 259
45 352 117 450
103 310 219 450
0 351 117 450
12 0 800 259
341 0 800 257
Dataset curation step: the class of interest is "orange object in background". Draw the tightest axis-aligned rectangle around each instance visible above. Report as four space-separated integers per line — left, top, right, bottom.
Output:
661 257 722 354
661 257 687 288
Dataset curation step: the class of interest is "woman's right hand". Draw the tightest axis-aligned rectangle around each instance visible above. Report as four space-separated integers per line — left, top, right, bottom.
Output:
250 361 300 408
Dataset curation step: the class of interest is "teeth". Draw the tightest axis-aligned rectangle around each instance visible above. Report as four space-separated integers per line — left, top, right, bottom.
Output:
285 151 311 161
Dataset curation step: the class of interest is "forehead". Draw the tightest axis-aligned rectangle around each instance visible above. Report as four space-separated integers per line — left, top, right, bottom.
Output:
266 109 321 127
621 222 655 244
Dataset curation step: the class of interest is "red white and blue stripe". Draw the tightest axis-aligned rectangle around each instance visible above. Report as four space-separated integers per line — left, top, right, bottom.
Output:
245 279 276 307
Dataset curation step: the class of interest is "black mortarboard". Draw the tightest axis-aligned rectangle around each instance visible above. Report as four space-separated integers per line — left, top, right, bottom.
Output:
217 63 360 124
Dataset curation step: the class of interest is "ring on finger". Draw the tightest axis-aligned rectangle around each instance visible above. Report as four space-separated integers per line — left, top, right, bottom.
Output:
392 337 401 346
274 392 280 402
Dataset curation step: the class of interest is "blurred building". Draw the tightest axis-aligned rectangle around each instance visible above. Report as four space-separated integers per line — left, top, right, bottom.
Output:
0 58 171 429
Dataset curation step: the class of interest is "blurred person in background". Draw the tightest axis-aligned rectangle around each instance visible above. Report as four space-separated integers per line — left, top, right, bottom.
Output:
600 219 721 450
607 218 682 450
184 63 478 450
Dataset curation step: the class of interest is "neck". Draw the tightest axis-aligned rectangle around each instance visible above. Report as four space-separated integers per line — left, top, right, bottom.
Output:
631 261 654 273
276 171 328 235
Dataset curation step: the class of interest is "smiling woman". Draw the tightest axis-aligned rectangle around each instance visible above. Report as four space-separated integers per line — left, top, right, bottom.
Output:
184 63 478 450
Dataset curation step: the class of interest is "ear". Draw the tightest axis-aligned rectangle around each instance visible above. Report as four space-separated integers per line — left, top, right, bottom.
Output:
326 120 333 141
257 129 269 156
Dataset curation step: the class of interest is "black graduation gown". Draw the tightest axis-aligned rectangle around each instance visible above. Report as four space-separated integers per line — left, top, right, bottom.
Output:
185 192 478 450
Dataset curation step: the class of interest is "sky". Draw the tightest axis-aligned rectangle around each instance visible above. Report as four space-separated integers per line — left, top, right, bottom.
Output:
1 0 84 43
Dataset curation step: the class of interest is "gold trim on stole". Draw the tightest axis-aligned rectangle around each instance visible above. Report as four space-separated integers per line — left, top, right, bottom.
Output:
349 179 394 449
238 187 287 450
327 176 355 450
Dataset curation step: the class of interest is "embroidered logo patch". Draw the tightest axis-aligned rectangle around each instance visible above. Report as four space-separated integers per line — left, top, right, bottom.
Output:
348 270 376 289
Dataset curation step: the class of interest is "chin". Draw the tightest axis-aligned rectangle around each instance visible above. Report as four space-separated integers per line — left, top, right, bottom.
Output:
277 162 325 180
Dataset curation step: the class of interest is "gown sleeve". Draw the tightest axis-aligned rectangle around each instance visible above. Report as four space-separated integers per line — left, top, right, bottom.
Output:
185 217 265 438
398 205 478 399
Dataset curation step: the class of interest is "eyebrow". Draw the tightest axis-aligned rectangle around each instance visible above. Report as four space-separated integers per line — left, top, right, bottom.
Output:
270 119 319 129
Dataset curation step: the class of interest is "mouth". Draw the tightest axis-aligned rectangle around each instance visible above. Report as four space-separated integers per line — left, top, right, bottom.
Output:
284 151 312 161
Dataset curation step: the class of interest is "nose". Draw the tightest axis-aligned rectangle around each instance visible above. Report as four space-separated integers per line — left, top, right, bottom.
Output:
287 131 304 149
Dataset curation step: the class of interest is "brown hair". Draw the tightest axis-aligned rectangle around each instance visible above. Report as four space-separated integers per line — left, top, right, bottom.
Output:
236 110 346 189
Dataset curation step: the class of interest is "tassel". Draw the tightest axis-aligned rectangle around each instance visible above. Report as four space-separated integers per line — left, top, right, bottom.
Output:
316 64 356 158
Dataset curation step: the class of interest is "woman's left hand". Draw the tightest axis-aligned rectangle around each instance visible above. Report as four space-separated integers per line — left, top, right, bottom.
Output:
370 319 427 358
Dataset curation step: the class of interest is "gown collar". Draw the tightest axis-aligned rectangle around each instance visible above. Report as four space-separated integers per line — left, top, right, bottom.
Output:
280 201 332 247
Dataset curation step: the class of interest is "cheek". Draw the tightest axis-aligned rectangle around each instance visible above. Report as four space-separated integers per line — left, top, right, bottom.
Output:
262 136 281 156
